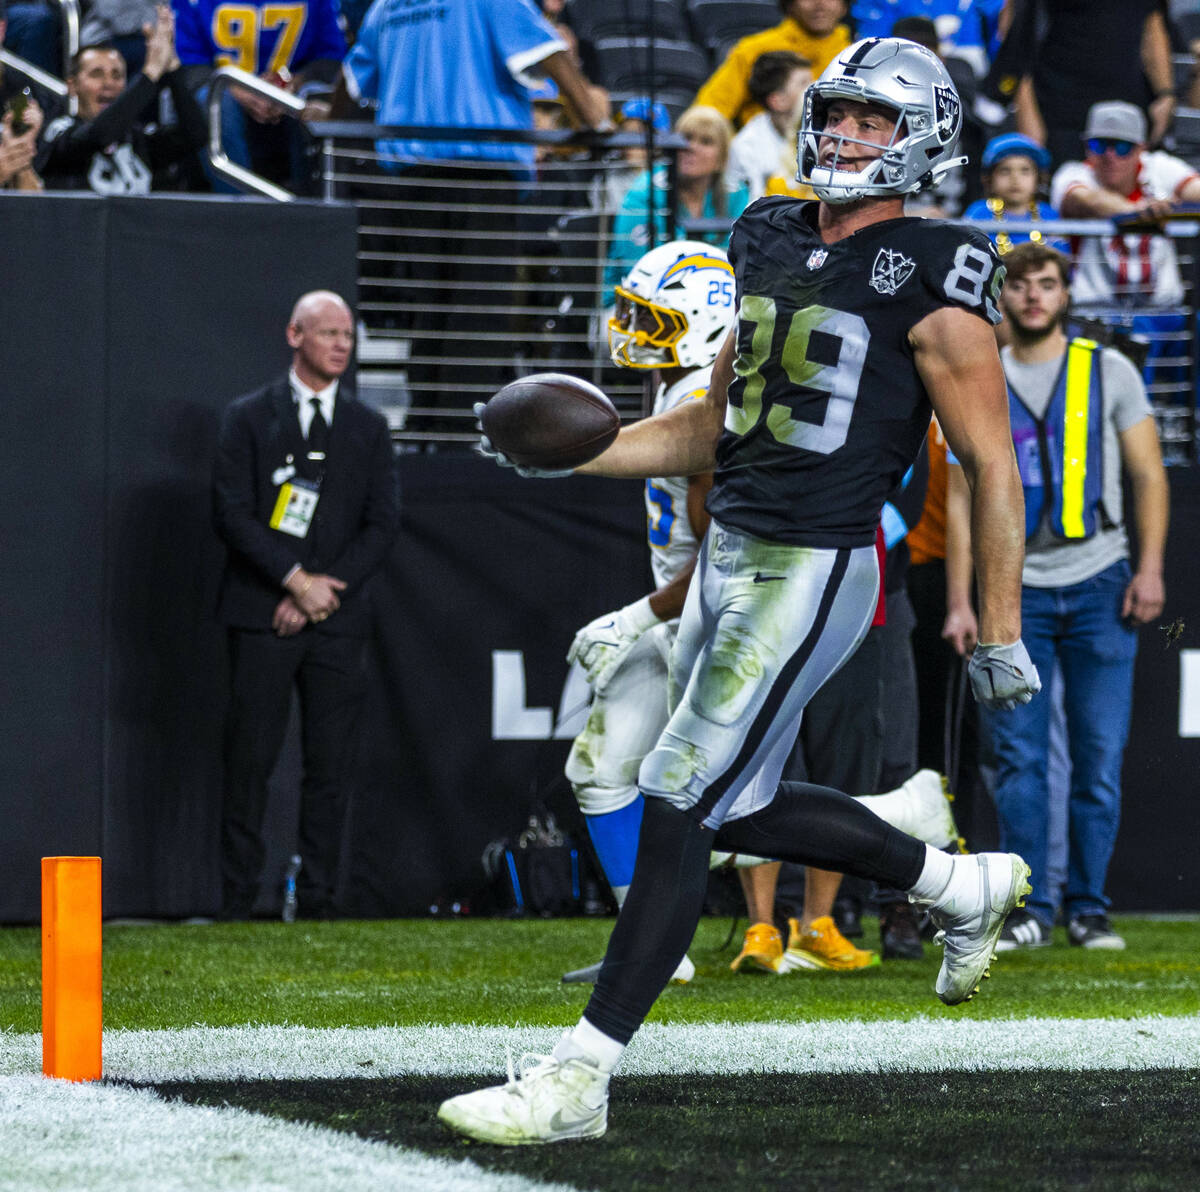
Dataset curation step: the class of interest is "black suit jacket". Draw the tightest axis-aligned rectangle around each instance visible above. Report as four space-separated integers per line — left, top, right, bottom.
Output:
212 377 400 636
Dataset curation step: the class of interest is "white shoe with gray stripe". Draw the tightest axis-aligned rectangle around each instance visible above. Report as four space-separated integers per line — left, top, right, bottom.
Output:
913 852 1033 1005
438 1050 608 1145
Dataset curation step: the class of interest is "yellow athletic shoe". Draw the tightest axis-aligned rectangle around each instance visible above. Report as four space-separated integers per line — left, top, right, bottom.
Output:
781 915 881 972
729 921 785 974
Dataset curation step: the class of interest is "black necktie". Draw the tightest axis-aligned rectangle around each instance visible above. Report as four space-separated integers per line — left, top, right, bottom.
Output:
307 397 329 454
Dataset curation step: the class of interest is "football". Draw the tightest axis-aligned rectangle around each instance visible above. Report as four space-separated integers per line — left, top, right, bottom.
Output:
480 373 620 470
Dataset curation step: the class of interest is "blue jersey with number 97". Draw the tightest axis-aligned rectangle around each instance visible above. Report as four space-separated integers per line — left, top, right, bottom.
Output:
708 197 1003 548
174 0 346 77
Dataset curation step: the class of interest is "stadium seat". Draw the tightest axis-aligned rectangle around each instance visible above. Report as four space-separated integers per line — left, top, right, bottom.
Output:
568 0 690 44
686 0 779 55
591 38 714 103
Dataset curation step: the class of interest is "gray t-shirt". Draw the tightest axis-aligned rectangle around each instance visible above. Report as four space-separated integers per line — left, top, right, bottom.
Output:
1002 344 1152 588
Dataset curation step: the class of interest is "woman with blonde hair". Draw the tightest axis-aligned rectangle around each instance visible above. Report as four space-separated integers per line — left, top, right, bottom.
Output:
606 105 750 288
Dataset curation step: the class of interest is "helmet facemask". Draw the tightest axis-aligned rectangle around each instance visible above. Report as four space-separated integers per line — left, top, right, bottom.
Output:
608 287 689 369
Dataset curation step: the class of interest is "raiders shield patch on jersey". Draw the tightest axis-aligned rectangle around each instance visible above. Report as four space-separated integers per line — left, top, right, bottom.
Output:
806 248 828 270
869 248 916 295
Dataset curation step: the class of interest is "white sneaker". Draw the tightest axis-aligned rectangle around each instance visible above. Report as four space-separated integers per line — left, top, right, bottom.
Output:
438 1051 609 1145
857 770 964 851
709 850 771 869
562 954 694 985
912 852 1032 1005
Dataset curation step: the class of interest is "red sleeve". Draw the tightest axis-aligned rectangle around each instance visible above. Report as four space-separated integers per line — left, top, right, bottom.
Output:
872 525 887 627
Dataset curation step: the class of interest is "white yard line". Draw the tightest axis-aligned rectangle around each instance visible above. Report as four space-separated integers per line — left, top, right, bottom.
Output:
2 1016 1199 1082
0 1076 576 1192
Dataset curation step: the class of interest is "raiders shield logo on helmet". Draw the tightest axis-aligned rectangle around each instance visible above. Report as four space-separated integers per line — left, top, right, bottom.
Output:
933 84 961 142
869 247 916 295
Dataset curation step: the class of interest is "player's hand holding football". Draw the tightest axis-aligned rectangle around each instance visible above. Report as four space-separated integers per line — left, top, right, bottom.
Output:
472 402 575 478
567 597 660 693
968 640 1042 710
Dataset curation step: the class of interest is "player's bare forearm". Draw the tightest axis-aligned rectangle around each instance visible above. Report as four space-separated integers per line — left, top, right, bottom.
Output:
915 306 1023 644
961 454 1024 644
577 333 733 479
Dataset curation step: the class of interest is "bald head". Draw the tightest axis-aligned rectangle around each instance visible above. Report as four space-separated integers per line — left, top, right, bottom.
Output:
289 290 351 333
287 291 354 387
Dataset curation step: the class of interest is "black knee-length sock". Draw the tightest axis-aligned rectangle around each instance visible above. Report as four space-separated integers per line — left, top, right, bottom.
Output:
583 798 714 1045
714 780 926 890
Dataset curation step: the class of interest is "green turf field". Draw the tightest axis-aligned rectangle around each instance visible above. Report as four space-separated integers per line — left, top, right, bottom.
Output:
1 915 1198 1191
2 915 1198 1030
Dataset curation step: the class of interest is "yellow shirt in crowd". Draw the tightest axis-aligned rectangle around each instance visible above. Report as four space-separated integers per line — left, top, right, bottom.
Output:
694 17 853 127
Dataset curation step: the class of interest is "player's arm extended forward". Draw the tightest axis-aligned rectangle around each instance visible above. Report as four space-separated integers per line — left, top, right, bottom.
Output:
576 332 734 479
911 306 1024 647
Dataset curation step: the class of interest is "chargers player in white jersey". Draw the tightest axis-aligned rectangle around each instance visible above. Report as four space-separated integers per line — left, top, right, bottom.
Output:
561 240 733 987
443 37 1041 1145
561 242 963 987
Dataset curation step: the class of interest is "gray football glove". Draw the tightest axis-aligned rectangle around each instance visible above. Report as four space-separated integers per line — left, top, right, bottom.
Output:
968 640 1042 711
567 596 660 694
473 402 574 478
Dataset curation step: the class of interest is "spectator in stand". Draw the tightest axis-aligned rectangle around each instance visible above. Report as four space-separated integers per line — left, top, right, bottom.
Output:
39 9 207 194
334 0 610 432
3 0 59 75
725 51 812 201
173 0 346 193
851 0 997 77
1005 1 1177 167
694 0 851 128
946 242 1168 951
606 106 750 290
1 75 42 191
1051 101 1200 310
591 97 672 213
963 132 1067 257
80 1 159 78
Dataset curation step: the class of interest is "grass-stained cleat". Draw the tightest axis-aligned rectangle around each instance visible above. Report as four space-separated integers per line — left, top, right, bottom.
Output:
438 1051 609 1145
915 852 1032 1005
780 916 881 971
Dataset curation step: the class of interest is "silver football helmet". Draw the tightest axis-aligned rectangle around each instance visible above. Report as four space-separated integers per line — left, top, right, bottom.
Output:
608 240 736 370
798 37 967 204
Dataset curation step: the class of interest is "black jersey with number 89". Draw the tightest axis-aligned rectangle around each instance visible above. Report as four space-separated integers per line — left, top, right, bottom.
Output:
707 198 1004 548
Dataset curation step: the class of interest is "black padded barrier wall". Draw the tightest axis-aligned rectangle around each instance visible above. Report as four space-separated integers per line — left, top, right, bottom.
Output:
1 193 1198 922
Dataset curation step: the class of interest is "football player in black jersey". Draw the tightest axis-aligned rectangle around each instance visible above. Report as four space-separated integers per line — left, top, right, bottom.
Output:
443 37 1043 1146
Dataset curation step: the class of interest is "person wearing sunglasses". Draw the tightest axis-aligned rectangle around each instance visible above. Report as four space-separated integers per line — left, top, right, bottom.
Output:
1051 100 1200 309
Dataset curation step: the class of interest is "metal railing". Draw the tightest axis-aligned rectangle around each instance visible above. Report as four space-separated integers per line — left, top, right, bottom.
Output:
0 48 69 97
203 116 1198 458
305 122 683 444
49 0 79 81
205 66 309 200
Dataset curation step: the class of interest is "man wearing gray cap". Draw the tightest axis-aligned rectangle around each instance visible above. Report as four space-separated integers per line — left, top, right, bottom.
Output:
1051 100 1200 308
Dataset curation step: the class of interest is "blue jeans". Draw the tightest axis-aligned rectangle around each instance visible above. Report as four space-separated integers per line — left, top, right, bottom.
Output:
986 560 1138 926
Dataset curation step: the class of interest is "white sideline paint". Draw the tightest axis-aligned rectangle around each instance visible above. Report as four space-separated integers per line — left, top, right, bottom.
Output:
0 1076 575 1192
2 1017 1199 1082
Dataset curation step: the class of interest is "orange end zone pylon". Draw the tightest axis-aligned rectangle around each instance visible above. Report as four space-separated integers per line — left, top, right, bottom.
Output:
41 856 103 1081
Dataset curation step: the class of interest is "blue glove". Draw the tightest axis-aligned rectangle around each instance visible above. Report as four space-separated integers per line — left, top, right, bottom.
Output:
968 640 1042 710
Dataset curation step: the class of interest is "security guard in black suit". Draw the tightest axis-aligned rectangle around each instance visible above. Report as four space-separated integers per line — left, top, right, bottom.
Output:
212 290 400 919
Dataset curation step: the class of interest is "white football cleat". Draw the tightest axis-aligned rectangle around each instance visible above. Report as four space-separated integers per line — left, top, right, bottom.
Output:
912 852 1032 1005
855 770 965 851
562 953 694 985
438 1051 609 1145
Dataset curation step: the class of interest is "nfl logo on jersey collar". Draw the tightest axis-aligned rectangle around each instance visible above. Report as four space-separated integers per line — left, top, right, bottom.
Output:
806 248 829 270
869 247 916 296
